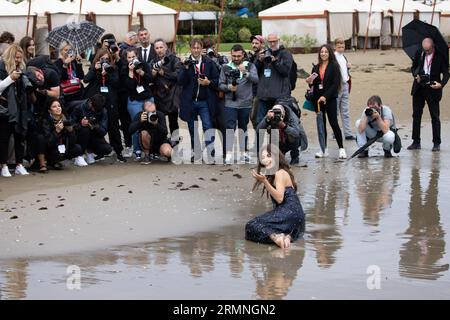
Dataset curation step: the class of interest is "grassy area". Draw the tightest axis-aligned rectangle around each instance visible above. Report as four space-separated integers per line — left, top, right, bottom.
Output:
176 43 251 55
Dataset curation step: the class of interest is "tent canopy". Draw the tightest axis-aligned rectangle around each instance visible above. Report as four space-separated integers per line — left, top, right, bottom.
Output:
178 11 218 21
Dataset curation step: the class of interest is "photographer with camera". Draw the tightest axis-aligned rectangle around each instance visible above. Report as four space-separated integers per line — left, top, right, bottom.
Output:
121 48 153 160
255 34 293 125
219 44 258 164
0 44 32 177
355 95 396 158
248 35 264 129
71 94 112 165
178 38 219 163
84 49 126 163
149 39 182 138
408 37 449 152
34 98 83 172
55 41 85 103
91 34 120 65
129 100 172 164
256 104 302 165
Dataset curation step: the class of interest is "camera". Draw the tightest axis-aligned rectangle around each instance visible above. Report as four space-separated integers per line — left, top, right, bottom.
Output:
146 111 158 123
268 108 283 129
88 116 98 126
226 68 241 101
100 59 114 73
419 74 431 86
63 120 72 127
183 57 198 67
106 39 119 54
263 48 273 64
206 48 215 58
132 58 144 70
67 48 74 58
152 56 170 70
365 107 377 117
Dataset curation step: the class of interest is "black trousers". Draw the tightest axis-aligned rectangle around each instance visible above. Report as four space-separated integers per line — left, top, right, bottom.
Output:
167 110 179 136
76 127 113 156
412 87 441 145
118 92 132 148
281 136 300 159
106 104 124 154
0 118 24 164
321 98 343 149
35 134 83 163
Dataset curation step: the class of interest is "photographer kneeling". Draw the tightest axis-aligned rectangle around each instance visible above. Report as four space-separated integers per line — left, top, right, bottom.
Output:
355 95 396 158
256 104 301 165
71 94 112 165
34 98 82 172
129 100 172 164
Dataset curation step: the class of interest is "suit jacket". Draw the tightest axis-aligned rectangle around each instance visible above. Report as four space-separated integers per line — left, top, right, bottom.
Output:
138 45 157 66
310 61 341 103
411 49 449 100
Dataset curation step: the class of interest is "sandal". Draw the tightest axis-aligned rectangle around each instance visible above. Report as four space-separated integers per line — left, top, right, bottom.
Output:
39 165 48 173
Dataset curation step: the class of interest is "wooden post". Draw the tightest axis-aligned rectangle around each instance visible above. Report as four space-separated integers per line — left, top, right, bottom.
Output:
173 0 183 53
78 0 83 22
26 0 32 36
396 0 406 49
325 10 330 44
216 0 225 52
431 0 437 25
364 0 373 53
129 0 135 31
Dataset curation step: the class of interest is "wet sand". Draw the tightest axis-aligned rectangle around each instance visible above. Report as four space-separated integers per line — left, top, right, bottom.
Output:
1 50 450 299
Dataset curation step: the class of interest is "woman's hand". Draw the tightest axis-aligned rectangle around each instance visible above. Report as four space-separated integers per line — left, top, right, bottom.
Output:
252 170 267 183
10 70 21 81
55 121 64 133
95 61 102 70
318 96 327 104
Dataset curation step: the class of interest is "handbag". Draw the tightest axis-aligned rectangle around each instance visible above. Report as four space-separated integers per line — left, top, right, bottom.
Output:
61 63 81 95
303 88 315 112
393 128 402 153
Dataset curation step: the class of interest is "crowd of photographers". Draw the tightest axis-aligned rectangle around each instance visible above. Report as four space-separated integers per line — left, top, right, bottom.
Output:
2 26 440 178
0 28 309 177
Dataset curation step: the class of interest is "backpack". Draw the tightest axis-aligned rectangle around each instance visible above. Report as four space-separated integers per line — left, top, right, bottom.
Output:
289 59 298 91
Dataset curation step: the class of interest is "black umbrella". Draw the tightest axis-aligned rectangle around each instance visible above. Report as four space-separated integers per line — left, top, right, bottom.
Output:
402 19 449 63
348 131 383 160
316 101 326 154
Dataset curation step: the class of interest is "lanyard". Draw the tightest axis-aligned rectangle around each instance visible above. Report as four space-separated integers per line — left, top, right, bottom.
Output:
134 74 141 85
102 74 106 87
67 62 74 79
319 63 327 83
195 62 205 75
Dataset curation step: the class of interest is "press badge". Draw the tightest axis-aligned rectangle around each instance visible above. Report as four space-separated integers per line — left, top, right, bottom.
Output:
58 144 66 154
70 79 79 85
264 69 272 78
136 85 145 94
319 84 324 90
100 86 109 93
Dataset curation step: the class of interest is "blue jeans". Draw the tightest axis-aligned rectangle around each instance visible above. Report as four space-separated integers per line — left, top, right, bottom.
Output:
188 100 214 151
127 99 145 153
225 106 251 153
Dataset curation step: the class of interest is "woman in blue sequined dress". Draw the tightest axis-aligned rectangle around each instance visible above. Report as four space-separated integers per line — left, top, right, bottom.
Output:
246 145 305 249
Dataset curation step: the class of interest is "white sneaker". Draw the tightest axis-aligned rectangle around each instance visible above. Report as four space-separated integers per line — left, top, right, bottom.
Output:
123 147 133 158
224 153 233 165
74 156 88 167
1 166 11 177
338 148 347 159
315 148 329 158
86 153 96 165
15 164 29 175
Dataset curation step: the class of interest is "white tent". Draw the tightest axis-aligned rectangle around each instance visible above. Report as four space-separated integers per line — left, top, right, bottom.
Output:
135 0 177 43
437 0 450 39
0 0 36 40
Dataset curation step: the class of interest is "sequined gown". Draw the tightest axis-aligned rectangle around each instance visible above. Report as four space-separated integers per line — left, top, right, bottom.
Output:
245 187 305 244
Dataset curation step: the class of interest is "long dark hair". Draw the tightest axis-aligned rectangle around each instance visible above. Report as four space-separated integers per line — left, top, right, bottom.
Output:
93 48 114 66
318 44 337 66
253 144 298 197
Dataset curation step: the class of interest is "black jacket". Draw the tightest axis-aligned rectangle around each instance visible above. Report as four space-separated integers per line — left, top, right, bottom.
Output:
129 110 168 140
71 100 108 137
256 46 293 100
411 49 449 99
84 65 120 109
120 62 153 101
37 114 77 149
256 105 301 143
138 45 157 65
310 62 341 103
54 59 85 82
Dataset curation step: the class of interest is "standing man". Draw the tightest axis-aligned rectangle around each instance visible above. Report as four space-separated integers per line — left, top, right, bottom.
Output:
408 37 449 152
178 39 219 163
334 38 354 140
248 35 264 129
255 33 293 125
137 28 156 66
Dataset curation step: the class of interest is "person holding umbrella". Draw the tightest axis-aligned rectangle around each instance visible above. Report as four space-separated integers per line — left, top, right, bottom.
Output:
407 37 449 152
305 44 346 159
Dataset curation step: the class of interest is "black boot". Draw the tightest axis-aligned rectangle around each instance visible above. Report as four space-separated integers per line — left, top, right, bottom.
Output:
407 142 421 150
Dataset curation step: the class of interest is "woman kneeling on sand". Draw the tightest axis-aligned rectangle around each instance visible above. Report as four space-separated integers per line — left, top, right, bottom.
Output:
245 144 305 249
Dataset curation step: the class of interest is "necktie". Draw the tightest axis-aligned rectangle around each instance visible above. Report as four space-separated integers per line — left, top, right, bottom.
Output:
143 48 148 63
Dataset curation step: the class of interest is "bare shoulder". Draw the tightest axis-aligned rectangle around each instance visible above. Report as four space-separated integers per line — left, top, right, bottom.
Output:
275 169 293 185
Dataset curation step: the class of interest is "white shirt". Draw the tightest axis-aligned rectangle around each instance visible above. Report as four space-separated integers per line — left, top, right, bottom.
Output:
141 45 152 61
423 52 434 75
335 51 349 83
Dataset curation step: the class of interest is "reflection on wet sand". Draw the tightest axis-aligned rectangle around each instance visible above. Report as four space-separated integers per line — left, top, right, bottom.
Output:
355 159 400 227
0 259 28 300
307 167 346 269
399 154 449 280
